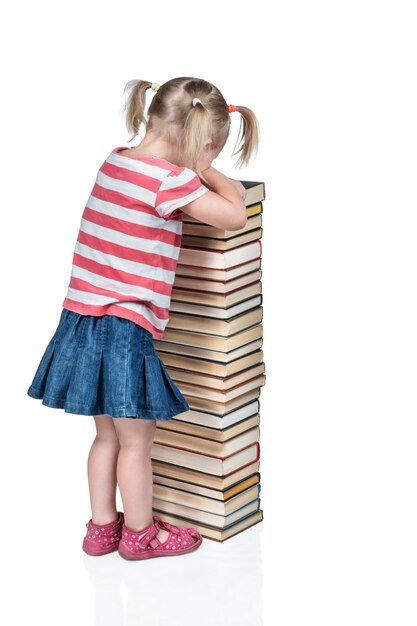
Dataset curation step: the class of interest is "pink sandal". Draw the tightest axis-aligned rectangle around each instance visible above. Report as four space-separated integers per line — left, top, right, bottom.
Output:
118 514 203 560
82 511 125 556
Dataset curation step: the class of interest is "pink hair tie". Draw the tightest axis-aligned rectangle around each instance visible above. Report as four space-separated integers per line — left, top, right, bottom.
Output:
227 104 237 113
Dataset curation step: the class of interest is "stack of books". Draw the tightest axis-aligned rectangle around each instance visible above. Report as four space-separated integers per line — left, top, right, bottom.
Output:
151 181 266 542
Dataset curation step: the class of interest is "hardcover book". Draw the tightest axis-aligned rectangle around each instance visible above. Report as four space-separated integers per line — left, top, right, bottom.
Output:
153 510 264 542
159 398 260 429
165 306 263 337
153 483 261 516
177 373 266 403
156 348 264 376
171 282 262 308
153 425 260 457
177 240 262 269
183 387 262 415
156 413 260 442
176 257 261 281
160 318 263 348
173 269 262 294
153 496 261 529
167 362 266 390
151 458 261 490
150 441 260 476
153 471 261 501
181 227 262 251
168 294 262 318
156 338 263 366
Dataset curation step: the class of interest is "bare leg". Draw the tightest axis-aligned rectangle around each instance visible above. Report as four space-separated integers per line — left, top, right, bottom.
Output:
112 417 169 543
87 414 120 525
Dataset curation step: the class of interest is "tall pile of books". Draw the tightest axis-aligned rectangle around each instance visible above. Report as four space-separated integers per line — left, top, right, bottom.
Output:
151 181 266 542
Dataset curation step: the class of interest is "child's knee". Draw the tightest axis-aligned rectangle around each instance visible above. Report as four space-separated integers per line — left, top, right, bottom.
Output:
93 414 120 444
113 417 156 449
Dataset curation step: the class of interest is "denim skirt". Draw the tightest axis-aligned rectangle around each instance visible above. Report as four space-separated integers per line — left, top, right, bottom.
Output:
27 309 190 420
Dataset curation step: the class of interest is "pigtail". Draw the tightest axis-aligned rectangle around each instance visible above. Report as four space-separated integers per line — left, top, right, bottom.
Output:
232 106 260 168
182 102 212 173
121 79 153 142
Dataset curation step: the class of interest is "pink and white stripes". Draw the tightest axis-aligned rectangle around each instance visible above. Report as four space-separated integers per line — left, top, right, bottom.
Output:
62 147 208 338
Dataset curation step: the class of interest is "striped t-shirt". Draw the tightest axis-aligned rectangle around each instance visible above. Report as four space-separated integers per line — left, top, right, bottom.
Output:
62 146 209 339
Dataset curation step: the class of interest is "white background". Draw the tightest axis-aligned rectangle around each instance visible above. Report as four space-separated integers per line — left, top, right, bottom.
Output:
1 1 417 624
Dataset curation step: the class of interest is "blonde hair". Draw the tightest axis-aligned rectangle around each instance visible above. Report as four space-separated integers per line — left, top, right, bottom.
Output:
121 77 259 170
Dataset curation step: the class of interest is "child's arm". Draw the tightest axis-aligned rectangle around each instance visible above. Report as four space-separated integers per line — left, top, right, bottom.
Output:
181 167 247 231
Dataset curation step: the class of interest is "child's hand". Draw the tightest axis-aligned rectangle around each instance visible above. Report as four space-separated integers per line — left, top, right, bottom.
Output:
198 168 246 201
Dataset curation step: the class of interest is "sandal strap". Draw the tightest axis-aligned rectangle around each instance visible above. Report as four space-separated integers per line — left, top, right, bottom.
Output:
153 515 181 536
136 524 160 549
153 515 201 542
122 520 161 550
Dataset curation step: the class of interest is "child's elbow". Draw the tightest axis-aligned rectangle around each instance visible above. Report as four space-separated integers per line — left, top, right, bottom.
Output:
229 211 247 231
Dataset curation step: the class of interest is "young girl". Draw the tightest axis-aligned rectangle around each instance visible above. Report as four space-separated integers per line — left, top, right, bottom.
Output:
27 76 259 560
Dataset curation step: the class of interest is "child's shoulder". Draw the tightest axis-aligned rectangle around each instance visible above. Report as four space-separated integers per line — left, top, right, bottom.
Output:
111 146 196 178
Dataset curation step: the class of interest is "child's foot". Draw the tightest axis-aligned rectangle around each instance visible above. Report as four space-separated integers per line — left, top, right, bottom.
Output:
83 511 124 556
118 514 202 560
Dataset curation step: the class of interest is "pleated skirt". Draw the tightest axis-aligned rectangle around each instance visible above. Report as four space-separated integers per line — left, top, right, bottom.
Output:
27 308 190 419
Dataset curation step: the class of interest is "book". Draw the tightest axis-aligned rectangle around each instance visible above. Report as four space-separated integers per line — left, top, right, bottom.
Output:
151 459 260 491
155 337 263 365
154 509 263 542
182 211 262 238
177 373 266 403
181 227 262 251
154 336 263 366
153 471 261 501
183 387 261 415
153 425 260 457
153 496 260 529
171 282 261 308
155 348 264 376
242 181 265 205
150 441 260 476
165 307 263 338
173 269 262 294
153 483 261 516
156 413 260 442
177 240 262 269
175 257 261 281
158 324 262 353
167 362 265 391
247 203 262 217
160 398 260 429
169 294 262 318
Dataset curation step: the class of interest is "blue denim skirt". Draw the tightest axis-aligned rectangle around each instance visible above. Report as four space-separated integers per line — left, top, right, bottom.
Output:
27 309 190 419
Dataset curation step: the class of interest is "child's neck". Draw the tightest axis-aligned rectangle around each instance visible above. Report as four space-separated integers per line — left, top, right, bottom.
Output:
127 132 182 165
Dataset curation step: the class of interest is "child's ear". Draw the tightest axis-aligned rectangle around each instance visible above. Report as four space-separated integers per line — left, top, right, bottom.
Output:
204 138 213 151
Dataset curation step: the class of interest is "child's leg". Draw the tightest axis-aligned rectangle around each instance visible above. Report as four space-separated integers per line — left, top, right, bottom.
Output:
87 414 120 525
112 418 169 543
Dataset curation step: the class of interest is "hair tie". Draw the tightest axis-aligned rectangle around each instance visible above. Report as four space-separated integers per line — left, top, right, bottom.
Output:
151 83 160 93
227 104 237 113
192 97 202 107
